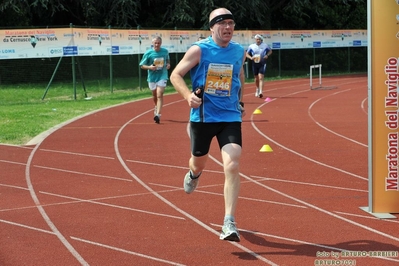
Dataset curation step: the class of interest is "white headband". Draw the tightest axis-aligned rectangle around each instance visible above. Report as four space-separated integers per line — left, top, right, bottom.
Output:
254 34 263 41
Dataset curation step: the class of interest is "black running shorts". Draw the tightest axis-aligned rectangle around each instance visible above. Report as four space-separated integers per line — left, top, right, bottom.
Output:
189 122 242 157
252 63 267 75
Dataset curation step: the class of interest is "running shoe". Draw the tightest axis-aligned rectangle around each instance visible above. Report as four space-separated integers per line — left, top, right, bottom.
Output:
258 92 263 98
154 115 160 124
220 220 240 242
183 171 199 194
255 88 259 97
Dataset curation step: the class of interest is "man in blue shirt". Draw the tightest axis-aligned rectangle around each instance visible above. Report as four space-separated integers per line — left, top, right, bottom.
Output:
171 7 246 242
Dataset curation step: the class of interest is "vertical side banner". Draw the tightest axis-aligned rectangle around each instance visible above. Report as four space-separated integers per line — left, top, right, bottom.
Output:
369 0 399 213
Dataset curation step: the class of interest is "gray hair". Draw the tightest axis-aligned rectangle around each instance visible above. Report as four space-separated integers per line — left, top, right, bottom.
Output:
152 36 162 42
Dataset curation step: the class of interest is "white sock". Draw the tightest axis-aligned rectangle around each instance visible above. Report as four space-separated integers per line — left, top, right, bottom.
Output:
224 215 235 223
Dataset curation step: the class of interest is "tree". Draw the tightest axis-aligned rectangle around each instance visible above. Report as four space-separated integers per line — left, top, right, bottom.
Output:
0 0 366 30
0 0 67 27
269 0 367 30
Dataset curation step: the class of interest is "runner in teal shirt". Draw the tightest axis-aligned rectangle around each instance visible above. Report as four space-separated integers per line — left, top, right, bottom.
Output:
139 36 170 123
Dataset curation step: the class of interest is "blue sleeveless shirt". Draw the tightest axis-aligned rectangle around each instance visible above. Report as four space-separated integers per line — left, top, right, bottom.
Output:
189 37 244 123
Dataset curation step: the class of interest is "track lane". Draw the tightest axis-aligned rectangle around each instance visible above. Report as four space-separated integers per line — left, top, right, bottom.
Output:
1 75 398 265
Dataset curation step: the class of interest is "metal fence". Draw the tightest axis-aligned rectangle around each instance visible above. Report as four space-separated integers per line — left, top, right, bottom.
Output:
0 46 367 88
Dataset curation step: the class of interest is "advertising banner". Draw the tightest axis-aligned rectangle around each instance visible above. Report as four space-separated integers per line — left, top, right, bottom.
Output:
269 30 367 50
0 28 73 59
368 0 399 213
0 28 367 60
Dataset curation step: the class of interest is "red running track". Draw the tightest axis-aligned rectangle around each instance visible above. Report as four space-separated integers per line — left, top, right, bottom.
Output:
1 74 399 266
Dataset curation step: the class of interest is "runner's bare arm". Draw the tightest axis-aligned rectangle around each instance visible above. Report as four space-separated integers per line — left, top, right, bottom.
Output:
170 45 202 108
240 50 246 116
240 50 246 102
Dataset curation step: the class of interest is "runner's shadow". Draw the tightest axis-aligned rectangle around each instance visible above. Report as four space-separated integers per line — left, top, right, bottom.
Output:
165 119 270 123
232 231 399 260
164 119 189 123
242 119 269 123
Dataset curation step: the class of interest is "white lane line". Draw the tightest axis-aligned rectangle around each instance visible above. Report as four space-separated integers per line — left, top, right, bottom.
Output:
150 182 307 209
114 103 278 265
33 165 132 182
0 183 29 191
0 218 185 266
126 159 224 174
307 89 368 147
70 237 186 266
115 158 366 194
251 87 368 181
39 149 115 160
361 97 368 115
26 143 89 265
0 143 34 149
251 176 367 193
1 188 184 218
0 159 27 166
40 191 185 220
335 211 399 223
0 218 57 235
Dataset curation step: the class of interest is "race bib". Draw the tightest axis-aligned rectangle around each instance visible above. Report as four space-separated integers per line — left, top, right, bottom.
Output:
153 57 164 70
204 63 233 97
253 54 260 63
